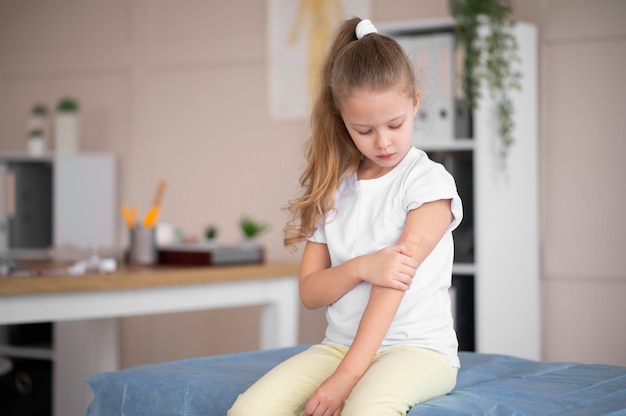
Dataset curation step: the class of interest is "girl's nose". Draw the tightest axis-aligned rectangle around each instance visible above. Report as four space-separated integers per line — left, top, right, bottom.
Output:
376 134 391 149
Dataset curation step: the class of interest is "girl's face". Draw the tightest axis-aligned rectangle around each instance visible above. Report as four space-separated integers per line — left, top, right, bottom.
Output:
340 87 419 179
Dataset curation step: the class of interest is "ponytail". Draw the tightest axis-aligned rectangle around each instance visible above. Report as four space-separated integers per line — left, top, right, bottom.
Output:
284 17 415 248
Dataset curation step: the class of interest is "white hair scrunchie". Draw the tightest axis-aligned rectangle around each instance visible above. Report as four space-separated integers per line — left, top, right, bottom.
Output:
356 19 377 40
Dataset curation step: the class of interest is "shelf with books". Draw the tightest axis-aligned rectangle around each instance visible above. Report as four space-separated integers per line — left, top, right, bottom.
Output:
382 19 540 360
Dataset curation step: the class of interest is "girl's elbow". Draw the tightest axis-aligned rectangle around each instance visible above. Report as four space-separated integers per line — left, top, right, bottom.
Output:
299 292 324 310
299 291 315 309
302 301 318 310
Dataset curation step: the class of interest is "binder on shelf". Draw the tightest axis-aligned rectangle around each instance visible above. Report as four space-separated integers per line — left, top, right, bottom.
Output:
396 32 455 146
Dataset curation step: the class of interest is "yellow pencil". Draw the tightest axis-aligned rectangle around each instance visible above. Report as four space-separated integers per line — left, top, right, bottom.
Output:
143 180 166 228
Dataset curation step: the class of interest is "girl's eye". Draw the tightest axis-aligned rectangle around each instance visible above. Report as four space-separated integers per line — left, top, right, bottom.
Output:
389 123 403 130
357 129 372 135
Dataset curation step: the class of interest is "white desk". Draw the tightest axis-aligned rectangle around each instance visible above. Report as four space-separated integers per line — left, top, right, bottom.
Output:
0 263 300 416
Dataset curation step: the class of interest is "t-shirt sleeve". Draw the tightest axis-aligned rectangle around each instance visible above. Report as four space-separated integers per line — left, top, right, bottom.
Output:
403 159 463 232
308 221 327 244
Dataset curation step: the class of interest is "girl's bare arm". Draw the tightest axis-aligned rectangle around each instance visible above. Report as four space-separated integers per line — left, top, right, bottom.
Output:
300 238 419 309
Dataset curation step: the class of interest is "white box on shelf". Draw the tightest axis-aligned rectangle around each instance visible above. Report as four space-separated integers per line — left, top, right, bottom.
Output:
54 153 117 252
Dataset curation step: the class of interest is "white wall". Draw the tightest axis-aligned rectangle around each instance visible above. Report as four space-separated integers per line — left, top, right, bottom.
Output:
538 0 626 365
1 0 624 367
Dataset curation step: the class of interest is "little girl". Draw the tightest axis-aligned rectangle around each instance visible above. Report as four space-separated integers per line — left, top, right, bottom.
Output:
229 17 462 416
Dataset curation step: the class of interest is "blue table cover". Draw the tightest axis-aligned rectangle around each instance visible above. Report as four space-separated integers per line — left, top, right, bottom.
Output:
87 345 626 415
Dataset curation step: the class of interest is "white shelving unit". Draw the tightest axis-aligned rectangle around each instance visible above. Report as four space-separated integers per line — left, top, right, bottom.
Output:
381 19 540 360
0 152 118 415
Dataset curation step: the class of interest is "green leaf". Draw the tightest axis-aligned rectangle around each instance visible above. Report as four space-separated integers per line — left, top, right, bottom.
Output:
449 0 520 171
240 215 269 239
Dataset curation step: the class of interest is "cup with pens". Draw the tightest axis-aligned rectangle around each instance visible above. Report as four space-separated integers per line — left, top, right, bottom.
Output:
122 181 166 265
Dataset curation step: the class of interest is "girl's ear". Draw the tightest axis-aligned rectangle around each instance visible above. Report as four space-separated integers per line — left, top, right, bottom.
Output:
413 90 420 116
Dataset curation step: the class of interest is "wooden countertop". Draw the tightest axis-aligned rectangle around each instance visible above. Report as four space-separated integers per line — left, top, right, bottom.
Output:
0 262 300 296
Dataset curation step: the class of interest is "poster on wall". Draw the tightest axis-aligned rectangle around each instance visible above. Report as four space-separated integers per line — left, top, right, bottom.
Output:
268 0 370 119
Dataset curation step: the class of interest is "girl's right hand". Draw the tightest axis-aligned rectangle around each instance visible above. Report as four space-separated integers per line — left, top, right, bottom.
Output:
356 245 418 290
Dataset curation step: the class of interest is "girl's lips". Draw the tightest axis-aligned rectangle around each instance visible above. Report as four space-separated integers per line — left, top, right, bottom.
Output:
377 153 395 160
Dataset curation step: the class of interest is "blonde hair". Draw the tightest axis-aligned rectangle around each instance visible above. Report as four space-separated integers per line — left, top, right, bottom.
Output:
284 17 416 248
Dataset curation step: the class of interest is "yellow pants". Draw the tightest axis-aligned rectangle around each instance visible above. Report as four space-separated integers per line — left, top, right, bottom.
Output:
228 344 457 416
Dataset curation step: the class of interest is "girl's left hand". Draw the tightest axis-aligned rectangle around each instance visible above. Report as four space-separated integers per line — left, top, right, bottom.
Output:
304 371 357 416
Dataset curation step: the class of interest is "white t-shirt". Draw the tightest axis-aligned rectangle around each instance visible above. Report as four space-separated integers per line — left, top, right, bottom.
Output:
309 147 463 367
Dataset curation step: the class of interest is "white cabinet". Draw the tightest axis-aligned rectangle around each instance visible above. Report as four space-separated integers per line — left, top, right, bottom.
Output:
0 152 118 415
0 152 118 256
382 20 540 360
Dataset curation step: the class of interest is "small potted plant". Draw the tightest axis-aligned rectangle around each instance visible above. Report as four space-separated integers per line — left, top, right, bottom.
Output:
55 97 80 154
205 225 218 245
27 104 48 155
27 129 46 156
57 97 80 113
240 215 269 244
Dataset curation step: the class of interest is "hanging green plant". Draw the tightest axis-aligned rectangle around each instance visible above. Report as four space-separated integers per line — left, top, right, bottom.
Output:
449 0 521 169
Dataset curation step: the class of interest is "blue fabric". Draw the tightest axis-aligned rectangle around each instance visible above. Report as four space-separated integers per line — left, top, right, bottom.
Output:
87 345 626 416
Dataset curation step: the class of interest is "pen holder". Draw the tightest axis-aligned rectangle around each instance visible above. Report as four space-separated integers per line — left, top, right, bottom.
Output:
129 226 157 265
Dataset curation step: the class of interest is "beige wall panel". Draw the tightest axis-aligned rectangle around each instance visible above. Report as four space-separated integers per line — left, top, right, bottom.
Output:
372 0 448 22
121 305 326 367
155 0 265 41
151 34 265 69
0 0 130 50
298 306 327 345
121 307 262 367
543 0 626 40
0 47 132 76
542 39 626 280
542 279 626 366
